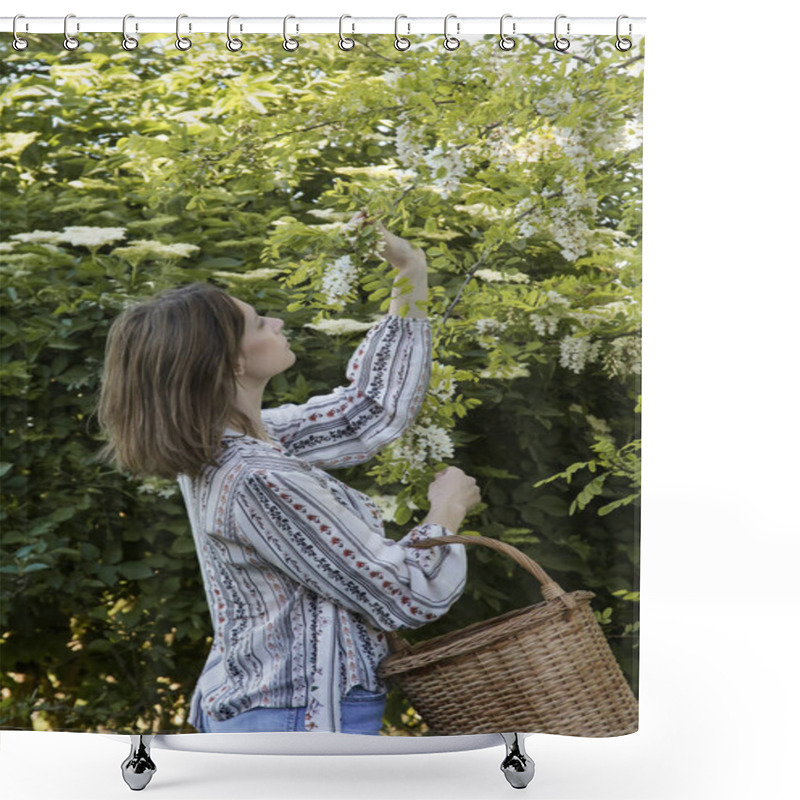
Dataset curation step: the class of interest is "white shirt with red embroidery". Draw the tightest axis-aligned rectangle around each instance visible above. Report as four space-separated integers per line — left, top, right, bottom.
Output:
177 314 468 733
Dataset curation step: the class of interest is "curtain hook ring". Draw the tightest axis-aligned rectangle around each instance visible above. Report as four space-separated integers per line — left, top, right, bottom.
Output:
64 13 80 50
553 14 570 52
121 14 139 51
443 14 460 51
394 14 411 51
283 15 299 51
227 15 243 51
499 14 517 50
175 13 192 51
339 15 355 50
615 14 633 51
12 14 29 51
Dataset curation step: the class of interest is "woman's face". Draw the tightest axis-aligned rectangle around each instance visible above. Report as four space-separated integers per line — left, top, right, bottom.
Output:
230 296 296 384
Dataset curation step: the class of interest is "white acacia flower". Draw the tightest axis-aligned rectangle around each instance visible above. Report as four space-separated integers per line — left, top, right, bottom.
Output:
475 318 508 336
367 494 400 522
321 255 359 307
417 424 455 461
474 269 530 284
563 180 598 215
559 335 602 374
60 226 127 248
303 318 377 335
549 207 590 262
111 240 199 260
429 362 457 402
603 336 642 378
537 89 575 118
0 242 18 253
10 230 68 245
395 121 427 168
554 127 594 171
530 314 560 336
423 145 466 199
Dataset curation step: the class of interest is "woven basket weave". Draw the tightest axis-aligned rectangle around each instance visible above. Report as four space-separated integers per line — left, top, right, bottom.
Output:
378 535 638 737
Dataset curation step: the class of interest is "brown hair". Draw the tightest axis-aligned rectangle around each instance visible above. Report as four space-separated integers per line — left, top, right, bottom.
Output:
91 281 265 481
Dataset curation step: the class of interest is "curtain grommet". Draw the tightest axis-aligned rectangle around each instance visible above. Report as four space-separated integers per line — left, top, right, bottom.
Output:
553 14 570 52
615 15 633 51
394 15 411 51
499 14 517 50
121 14 139 51
339 14 355 51
283 15 299 51
226 15 243 52
12 14 29 50
443 14 460 51
64 13 80 50
175 13 192 51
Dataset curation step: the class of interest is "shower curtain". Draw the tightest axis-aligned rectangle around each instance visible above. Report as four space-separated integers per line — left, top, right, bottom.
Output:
0 25 643 739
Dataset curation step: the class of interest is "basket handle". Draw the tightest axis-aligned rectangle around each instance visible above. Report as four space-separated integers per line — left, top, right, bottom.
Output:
409 535 576 609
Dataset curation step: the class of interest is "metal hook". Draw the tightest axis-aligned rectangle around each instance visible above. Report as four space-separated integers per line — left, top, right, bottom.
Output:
121 14 139 51
64 13 79 51
283 15 299 51
443 14 460 51
175 13 192 51
394 15 411 51
616 15 633 51
553 14 570 52
499 14 516 51
339 15 355 51
227 15 243 51
12 14 28 51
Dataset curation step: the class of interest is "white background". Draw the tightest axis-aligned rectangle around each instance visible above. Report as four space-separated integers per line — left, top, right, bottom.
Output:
2 1 799 798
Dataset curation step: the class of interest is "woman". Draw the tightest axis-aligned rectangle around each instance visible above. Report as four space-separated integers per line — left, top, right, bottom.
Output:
94 215 481 735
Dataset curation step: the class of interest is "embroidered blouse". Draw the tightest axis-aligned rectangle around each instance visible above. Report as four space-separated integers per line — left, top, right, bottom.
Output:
177 314 468 733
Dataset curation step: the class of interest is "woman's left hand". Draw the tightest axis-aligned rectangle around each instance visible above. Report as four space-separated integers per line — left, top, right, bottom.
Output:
349 212 426 270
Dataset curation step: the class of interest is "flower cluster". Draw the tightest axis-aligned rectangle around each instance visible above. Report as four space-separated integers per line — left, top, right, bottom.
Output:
366 493 400 523
537 89 576 119
428 360 457 403
422 145 467 199
514 201 546 239
549 206 590 262
475 318 508 341
559 335 603 374
602 336 642 378
390 423 455 479
474 269 530 284
9 230 63 245
111 240 200 261
60 226 127 249
303 317 378 335
530 314 560 336
395 121 427 168
554 127 594 171
320 254 359 308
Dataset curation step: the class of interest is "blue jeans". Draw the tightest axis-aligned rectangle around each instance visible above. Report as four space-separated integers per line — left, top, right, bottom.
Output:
196 686 386 735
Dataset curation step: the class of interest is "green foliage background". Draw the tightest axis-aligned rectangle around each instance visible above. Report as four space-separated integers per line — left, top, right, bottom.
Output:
0 32 643 734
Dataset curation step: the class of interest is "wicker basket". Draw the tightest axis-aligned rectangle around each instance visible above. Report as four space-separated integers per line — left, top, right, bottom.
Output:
378 535 638 737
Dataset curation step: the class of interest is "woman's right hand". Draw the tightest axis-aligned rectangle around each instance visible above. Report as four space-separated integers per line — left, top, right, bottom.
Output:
427 467 481 522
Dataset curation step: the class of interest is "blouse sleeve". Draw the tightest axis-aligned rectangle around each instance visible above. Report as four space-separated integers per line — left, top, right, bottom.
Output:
261 314 431 469
230 465 467 632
